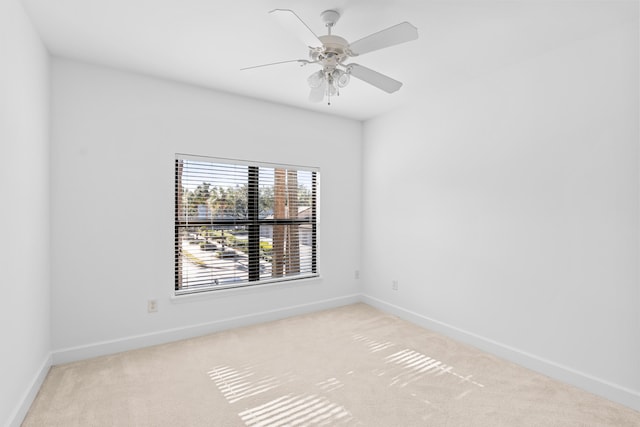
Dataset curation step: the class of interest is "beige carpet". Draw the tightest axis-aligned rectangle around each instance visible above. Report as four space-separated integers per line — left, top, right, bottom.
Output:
23 303 640 426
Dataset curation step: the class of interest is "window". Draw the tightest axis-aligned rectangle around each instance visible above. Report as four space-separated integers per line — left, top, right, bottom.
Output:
175 154 318 294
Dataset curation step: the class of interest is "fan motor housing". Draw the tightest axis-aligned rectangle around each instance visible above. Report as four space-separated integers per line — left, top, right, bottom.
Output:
310 35 350 68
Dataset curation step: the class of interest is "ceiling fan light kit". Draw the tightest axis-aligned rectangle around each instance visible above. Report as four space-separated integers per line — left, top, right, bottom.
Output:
241 8 418 105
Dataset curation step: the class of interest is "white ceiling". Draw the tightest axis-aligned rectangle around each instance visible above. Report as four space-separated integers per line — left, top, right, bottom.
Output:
22 0 637 121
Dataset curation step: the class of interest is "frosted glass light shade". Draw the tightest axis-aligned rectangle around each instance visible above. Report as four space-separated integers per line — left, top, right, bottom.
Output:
307 70 324 89
332 69 350 88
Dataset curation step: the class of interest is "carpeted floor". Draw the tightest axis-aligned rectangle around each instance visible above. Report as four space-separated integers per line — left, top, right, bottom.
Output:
23 303 640 426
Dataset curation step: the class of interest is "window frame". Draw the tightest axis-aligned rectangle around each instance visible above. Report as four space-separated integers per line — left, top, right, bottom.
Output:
174 154 319 295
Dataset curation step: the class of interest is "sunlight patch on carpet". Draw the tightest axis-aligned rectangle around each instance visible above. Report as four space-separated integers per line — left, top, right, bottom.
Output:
384 348 485 388
316 377 345 392
208 316 490 426
208 364 292 403
351 333 396 353
238 394 356 426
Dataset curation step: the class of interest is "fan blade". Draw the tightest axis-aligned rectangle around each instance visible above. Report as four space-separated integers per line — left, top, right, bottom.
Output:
349 22 418 56
270 9 322 48
240 59 309 71
309 81 326 103
347 64 402 93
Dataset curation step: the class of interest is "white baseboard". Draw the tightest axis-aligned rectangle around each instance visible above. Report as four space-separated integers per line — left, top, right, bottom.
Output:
361 294 640 412
8 352 52 427
52 294 361 365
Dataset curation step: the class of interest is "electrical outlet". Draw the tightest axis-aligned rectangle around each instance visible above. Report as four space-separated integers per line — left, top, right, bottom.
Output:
355 270 360 279
392 280 399 291
147 299 158 313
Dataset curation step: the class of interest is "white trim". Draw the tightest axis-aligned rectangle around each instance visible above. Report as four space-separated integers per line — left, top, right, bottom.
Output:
171 275 322 302
52 294 361 365
8 352 52 427
361 294 640 412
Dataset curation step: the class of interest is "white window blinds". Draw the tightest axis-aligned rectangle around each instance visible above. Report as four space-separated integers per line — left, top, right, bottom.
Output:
175 155 318 294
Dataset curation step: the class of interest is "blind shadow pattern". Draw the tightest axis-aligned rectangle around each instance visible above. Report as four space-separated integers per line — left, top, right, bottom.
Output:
208 364 296 404
351 333 396 353
383 348 485 390
239 394 355 427
208 318 487 426
315 377 344 392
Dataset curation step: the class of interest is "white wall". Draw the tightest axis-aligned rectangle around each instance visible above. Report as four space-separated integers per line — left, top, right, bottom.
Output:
0 0 51 425
362 13 640 409
50 59 362 359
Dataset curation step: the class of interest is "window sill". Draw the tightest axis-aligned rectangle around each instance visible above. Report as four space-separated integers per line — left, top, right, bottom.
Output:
170 275 322 304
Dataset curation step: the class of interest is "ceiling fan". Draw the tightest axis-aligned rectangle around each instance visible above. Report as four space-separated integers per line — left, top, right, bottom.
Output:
241 9 419 105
